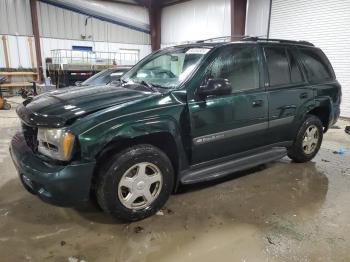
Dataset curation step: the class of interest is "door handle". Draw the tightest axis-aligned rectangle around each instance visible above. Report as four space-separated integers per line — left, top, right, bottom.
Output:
300 92 308 99
252 100 263 107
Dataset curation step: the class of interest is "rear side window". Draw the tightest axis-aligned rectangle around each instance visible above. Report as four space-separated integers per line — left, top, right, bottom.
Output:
298 48 334 83
264 47 290 86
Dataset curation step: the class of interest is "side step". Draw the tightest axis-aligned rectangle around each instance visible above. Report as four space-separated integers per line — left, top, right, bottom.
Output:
181 147 287 184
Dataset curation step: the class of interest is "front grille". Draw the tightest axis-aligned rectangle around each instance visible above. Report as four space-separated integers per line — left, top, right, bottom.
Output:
21 123 38 151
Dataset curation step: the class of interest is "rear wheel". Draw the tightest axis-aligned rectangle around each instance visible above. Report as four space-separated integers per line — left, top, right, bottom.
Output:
96 144 174 222
288 115 323 163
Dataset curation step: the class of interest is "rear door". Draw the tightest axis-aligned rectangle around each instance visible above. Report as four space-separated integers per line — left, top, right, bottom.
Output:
263 45 313 144
188 44 269 164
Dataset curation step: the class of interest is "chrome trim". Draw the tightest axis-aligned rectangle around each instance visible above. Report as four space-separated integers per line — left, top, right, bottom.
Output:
269 116 294 128
193 122 268 145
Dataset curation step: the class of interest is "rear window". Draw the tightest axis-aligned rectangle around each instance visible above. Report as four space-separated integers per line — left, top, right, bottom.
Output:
287 49 303 83
264 47 304 87
298 48 334 83
264 47 291 86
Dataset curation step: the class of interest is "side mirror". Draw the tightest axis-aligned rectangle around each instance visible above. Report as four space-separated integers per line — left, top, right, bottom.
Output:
109 80 121 86
75 81 82 87
197 78 232 98
109 73 123 85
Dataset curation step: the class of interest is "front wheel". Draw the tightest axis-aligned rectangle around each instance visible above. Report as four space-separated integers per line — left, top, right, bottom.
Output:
288 115 323 163
96 144 174 222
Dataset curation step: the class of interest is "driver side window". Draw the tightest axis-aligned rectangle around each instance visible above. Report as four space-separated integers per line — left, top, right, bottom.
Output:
205 46 260 92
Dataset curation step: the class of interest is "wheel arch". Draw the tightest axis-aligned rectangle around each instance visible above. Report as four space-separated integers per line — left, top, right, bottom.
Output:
89 118 189 192
306 97 333 132
96 132 180 172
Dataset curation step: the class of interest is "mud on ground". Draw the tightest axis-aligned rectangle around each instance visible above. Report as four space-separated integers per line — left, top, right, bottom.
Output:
0 98 350 262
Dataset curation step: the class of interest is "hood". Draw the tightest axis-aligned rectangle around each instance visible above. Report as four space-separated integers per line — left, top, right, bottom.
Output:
17 85 155 127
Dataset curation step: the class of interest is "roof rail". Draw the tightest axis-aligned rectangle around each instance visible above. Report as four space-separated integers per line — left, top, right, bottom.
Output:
243 37 314 46
196 35 246 43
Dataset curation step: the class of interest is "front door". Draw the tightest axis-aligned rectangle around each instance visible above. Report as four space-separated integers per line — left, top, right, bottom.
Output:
188 45 268 164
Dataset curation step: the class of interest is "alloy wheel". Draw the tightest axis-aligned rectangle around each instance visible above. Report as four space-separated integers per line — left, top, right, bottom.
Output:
302 125 319 155
118 162 163 210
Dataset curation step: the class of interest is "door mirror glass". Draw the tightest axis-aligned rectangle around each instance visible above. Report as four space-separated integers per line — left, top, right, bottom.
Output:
197 78 232 98
75 81 82 86
110 80 121 86
110 72 124 81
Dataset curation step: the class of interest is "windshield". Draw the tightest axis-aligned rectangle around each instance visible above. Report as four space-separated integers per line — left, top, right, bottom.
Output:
121 47 211 89
82 69 116 86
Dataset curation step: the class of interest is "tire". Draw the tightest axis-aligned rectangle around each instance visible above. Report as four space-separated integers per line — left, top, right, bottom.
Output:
4 102 11 110
288 115 323 163
96 144 174 222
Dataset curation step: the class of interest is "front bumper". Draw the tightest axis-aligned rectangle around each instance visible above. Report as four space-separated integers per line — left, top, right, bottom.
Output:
10 132 96 206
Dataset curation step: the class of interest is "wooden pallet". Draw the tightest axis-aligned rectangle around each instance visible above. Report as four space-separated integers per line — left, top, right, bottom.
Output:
0 72 38 77
0 82 33 88
0 71 38 91
0 71 39 83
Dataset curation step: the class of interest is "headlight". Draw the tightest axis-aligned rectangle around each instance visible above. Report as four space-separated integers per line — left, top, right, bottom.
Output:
37 128 75 161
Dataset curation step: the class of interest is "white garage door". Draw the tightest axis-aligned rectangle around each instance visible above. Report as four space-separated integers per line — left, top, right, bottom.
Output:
269 0 350 117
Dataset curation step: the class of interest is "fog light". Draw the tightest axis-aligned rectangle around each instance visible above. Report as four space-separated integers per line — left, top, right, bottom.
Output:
22 175 33 189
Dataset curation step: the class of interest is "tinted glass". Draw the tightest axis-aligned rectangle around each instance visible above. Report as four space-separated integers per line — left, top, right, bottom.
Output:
287 49 303 83
264 47 290 86
205 46 259 92
122 47 209 89
298 48 334 83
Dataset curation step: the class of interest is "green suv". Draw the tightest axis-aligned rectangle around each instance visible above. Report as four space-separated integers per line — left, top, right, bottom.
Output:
10 38 341 221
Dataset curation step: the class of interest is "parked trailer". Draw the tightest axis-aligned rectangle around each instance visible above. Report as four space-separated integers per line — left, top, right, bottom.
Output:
46 49 139 88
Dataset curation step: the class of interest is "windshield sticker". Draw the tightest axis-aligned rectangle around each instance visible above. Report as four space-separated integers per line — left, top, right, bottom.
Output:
186 48 210 55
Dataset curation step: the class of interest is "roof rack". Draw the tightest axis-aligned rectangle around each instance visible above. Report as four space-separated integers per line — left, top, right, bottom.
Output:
196 35 246 43
193 36 314 47
242 37 314 46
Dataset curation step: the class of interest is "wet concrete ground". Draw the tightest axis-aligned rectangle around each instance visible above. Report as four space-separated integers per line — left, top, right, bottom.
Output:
1 97 350 262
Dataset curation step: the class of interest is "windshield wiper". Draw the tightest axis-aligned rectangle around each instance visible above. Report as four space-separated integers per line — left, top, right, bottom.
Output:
148 82 164 89
138 80 159 92
122 79 163 92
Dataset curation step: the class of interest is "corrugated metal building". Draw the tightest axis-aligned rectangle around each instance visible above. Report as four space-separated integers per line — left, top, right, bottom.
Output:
1 0 349 117
161 0 231 46
246 0 350 118
269 0 350 118
0 0 152 70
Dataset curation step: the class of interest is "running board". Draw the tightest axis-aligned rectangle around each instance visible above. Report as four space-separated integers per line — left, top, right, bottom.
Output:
181 147 287 184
